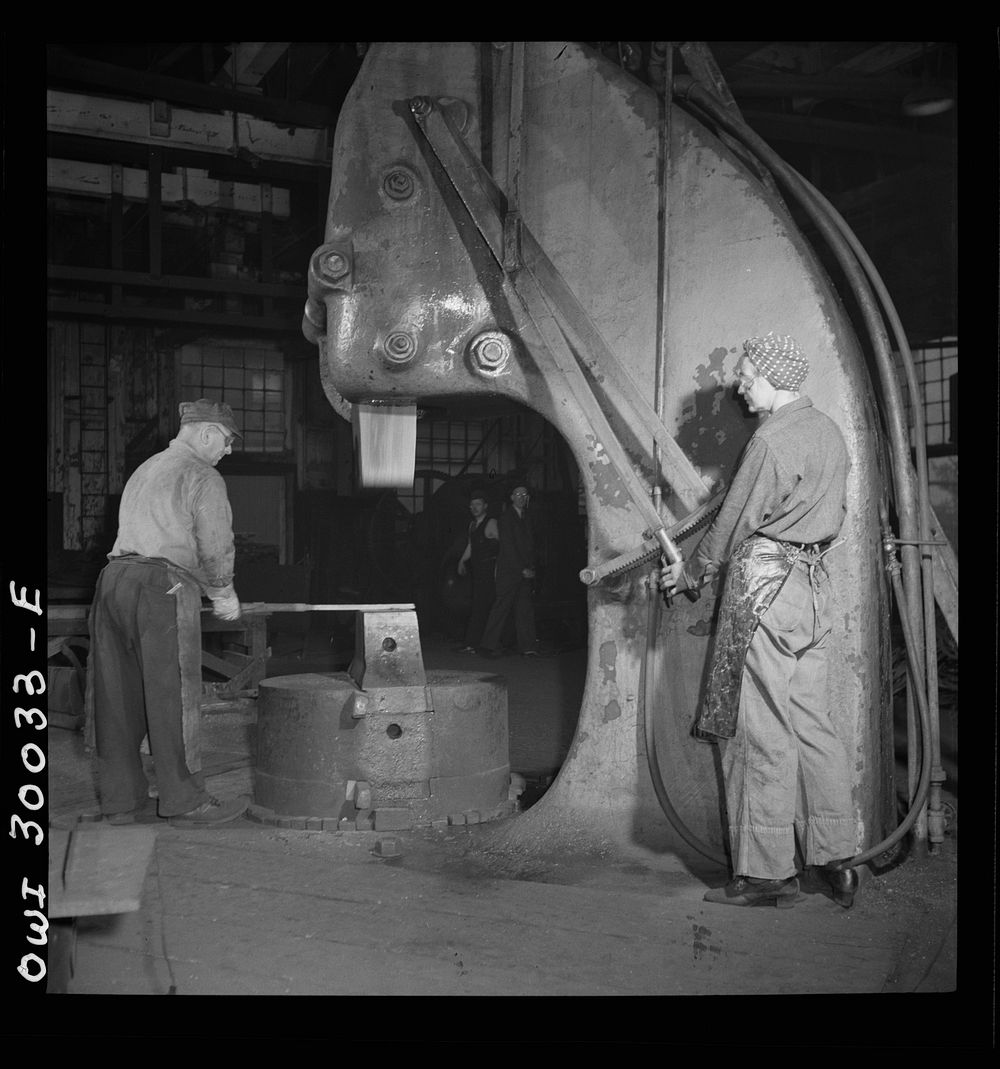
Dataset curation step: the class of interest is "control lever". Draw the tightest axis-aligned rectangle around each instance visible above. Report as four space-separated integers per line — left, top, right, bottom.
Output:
653 529 700 605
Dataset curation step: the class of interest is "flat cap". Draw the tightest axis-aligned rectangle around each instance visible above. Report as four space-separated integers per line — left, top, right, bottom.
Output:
179 398 242 437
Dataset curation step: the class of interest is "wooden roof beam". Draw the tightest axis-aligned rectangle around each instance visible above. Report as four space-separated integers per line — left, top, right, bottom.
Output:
727 72 955 103
212 42 291 89
47 47 336 129
741 109 954 159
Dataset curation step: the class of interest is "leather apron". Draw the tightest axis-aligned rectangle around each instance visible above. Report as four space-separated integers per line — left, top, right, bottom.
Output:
696 535 837 739
84 556 205 773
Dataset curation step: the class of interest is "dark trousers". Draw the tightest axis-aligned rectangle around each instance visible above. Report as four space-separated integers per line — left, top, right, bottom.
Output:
480 572 537 653
464 564 497 647
89 560 208 817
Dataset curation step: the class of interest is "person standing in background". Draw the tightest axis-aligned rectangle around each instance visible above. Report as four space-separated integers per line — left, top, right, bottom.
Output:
479 484 539 657
456 490 500 653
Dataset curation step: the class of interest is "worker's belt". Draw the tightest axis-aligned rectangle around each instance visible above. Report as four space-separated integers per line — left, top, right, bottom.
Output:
774 539 832 553
107 553 176 568
107 554 226 594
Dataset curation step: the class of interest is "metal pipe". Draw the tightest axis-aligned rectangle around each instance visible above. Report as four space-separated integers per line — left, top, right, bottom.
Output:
652 42 673 520
772 152 945 850
825 507 934 869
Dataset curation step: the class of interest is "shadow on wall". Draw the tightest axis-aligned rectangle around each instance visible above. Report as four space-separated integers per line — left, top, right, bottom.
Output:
670 348 753 514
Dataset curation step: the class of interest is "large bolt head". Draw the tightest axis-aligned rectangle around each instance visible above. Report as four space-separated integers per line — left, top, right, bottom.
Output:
384 331 418 364
469 330 512 375
383 169 416 201
409 96 433 118
319 251 350 280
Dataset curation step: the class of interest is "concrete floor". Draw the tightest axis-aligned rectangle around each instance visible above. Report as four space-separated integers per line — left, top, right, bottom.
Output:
44 623 966 1019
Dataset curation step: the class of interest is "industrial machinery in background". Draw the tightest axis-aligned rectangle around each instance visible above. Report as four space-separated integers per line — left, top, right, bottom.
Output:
292 42 950 861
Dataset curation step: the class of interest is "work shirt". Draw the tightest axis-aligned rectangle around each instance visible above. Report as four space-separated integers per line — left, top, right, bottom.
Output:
495 506 535 577
690 396 849 583
109 438 236 594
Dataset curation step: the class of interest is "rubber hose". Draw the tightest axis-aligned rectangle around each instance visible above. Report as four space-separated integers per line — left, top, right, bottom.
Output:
642 579 728 868
827 504 933 868
650 79 936 873
641 519 931 873
671 78 936 872
673 76 925 600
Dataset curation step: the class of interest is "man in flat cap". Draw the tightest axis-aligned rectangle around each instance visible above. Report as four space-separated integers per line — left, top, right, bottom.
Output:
86 399 249 826
658 333 859 909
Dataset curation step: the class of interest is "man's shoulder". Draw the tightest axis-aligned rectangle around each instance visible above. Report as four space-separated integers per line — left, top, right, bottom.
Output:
128 442 222 489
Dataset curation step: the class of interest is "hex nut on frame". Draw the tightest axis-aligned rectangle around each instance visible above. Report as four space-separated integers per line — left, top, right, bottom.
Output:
319 251 350 281
383 331 418 365
468 330 512 376
383 168 416 201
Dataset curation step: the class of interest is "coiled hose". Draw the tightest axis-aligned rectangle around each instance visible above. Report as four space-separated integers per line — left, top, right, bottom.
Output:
642 513 933 872
642 77 939 874
642 579 727 867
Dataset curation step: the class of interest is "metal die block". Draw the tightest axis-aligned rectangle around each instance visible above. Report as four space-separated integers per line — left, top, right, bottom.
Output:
352 611 426 690
351 403 417 489
371 779 430 805
357 698 433 791
427 674 508 779
254 673 363 818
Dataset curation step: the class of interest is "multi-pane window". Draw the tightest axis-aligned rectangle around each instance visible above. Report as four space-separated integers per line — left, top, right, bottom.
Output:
396 420 493 514
180 344 286 453
893 337 957 453
391 412 574 513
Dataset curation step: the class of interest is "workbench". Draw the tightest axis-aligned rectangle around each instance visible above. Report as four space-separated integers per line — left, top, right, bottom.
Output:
46 604 272 708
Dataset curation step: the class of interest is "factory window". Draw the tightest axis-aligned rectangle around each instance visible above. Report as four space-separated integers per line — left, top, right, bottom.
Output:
893 337 957 457
180 344 287 453
395 419 495 514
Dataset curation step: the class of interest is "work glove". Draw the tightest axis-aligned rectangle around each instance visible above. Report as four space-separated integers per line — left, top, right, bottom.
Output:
210 589 242 621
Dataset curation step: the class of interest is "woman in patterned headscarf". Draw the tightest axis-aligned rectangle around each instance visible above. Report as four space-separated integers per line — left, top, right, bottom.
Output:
658 333 860 911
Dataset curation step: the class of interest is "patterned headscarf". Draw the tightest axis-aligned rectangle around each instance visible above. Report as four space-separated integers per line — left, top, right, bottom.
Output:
743 332 809 390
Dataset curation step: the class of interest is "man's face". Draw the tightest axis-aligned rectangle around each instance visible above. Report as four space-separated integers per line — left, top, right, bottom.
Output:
734 357 771 414
469 497 487 518
511 487 529 508
205 424 236 466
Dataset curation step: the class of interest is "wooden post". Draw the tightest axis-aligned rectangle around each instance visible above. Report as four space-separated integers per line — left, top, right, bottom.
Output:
260 181 274 318
148 148 162 279
110 162 124 307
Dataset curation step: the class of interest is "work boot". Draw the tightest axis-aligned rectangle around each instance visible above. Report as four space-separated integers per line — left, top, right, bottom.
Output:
823 860 858 909
168 795 249 828
703 875 800 908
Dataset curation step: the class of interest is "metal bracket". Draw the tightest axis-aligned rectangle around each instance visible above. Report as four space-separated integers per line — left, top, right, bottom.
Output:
302 238 355 343
408 94 715 574
503 210 523 271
